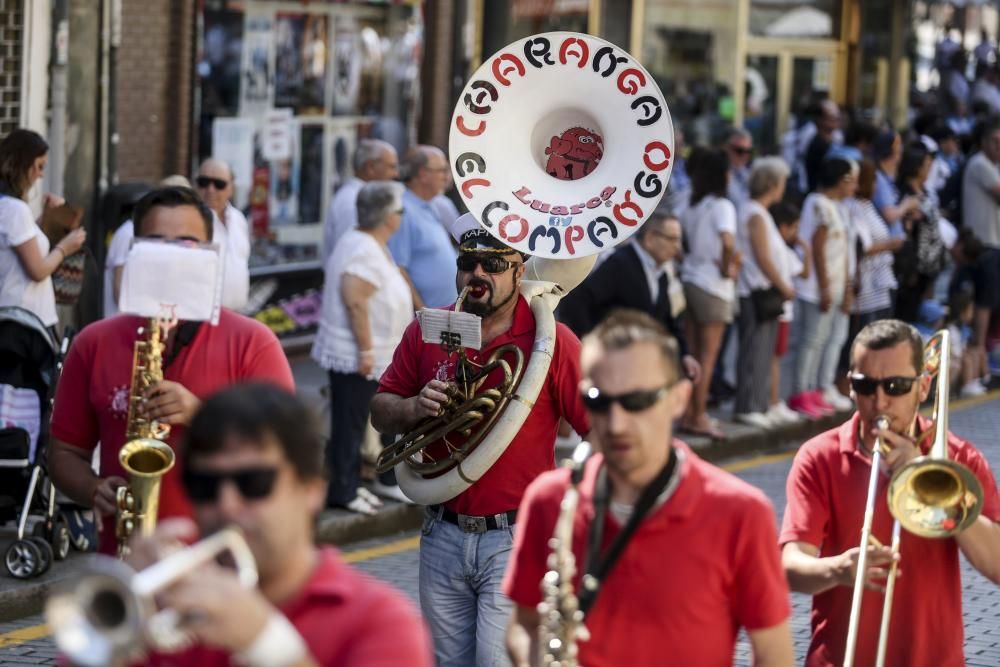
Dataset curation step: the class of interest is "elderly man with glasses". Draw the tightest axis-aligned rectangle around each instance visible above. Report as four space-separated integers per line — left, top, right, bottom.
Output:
781 319 1000 667
371 214 590 667
195 158 251 311
724 126 754 208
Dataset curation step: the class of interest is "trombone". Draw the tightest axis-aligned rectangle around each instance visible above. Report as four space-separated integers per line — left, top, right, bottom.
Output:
843 329 985 667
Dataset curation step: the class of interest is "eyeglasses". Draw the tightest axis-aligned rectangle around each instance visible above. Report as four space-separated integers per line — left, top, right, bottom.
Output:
847 373 920 397
195 176 229 190
581 385 669 414
456 254 521 274
183 466 278 503
727 145 753 156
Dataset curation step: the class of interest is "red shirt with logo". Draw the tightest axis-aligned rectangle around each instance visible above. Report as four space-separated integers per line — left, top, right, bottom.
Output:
135 547 433 666
376 295 590 515
780 413 1000 667
504 443 791 666
50 311 295 555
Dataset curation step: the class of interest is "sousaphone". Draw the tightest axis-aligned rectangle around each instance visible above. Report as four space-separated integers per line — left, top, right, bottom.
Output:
378 32 674 505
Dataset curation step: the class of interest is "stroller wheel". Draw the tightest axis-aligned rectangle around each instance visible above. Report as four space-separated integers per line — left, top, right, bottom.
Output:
4 539 42 579
28 537 53 575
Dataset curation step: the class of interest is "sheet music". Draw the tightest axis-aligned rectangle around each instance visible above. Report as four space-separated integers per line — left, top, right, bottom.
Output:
417 308 483 351
119 241 223 324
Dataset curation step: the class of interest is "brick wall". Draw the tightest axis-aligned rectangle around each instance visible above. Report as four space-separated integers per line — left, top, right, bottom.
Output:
115 0 195 183
0 0 24 138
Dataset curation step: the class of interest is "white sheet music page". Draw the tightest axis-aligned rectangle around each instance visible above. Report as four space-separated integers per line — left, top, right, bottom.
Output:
417 308 483 351
119 240 223 324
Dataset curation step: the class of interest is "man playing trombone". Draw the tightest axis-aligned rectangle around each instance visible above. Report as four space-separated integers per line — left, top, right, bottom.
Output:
781 319 1000 667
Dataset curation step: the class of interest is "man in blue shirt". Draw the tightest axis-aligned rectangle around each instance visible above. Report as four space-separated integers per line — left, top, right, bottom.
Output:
388 145 458 309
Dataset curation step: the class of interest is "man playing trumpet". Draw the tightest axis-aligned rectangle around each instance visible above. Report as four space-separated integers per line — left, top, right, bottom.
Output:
99 384 432 666
781 319 1000 666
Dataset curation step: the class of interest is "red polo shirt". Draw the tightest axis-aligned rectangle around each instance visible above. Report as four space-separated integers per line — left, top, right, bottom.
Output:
780 413 1000 667
137 547 433 666
377 295 590 515
50 311 295 555
504 443 791 667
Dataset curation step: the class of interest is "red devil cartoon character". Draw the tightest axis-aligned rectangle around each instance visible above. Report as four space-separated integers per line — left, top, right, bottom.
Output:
544 127 604 181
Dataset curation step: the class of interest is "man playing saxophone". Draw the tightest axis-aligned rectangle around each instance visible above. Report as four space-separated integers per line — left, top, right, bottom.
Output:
781 319 1000 667
504 310 794 666
48 187 294 556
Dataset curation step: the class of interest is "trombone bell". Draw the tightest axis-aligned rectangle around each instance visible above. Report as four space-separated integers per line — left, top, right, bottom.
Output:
888 458 985 538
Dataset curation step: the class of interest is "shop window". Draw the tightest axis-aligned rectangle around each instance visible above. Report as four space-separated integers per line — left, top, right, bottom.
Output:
641 0 741 147
750 1 842 40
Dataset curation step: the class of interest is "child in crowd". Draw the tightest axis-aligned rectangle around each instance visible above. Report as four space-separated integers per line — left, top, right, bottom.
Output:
768 201 811 424
915 299 946 340
947 289 987 397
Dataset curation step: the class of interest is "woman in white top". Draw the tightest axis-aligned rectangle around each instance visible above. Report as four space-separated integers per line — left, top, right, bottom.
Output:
788 156 857 418
312 181 412 515
679 148 742 439
0 129 86 328
733 157 793 428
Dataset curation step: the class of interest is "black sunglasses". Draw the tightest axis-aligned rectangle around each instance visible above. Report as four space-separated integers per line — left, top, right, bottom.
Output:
581 385 669 414
183 466 278 503
728 145 753 156
847 373 920 397
456 254 521 274
195 175 229 190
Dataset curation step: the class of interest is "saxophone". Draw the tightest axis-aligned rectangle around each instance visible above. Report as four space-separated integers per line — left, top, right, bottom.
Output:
537 441 592 667
116 317 176 557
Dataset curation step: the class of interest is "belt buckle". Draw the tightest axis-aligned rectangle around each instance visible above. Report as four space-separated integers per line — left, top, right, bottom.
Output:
459 514 487 533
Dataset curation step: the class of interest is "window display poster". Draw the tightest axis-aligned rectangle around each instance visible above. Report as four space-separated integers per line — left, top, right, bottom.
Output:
331 17 361 115
274 13 328 114
201 9 243 117
240 12 273 117
327 118 358 194
262 108 294 161
212 118 255 209
269 129 299 227
299 124 325 225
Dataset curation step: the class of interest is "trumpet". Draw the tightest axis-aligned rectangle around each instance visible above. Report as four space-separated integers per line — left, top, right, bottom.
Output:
45 527 257 667
843 329 985 667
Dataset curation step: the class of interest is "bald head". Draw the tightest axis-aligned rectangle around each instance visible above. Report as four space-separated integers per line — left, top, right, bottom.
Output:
195 158 234 217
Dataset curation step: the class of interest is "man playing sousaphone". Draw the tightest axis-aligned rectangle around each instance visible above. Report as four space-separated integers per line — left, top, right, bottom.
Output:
370 216 590 666
781 319 1000 666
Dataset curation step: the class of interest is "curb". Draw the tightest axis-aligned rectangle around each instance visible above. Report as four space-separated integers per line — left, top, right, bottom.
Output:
0 554 85 623
315 502 424 546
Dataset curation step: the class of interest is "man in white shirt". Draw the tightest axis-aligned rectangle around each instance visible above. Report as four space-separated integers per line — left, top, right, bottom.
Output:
322 139 399 267
195 159 252 312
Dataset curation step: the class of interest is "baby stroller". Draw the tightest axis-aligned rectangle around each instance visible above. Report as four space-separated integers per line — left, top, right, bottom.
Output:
0 306 72 578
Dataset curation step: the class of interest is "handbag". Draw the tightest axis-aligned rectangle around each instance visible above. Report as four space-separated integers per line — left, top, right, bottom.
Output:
750 286 785 322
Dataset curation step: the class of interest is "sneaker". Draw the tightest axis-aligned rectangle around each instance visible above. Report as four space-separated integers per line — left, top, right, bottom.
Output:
356 486 384 509
768 401 803 425
735 411 773 429
63 509 97 552
822 386 854 411
788 392 826 419
370 480 415 505
960 380 987 398
806 390 835 415
345 495 378 516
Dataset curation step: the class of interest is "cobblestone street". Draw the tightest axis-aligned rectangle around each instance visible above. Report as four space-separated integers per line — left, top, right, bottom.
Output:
1 395 998 665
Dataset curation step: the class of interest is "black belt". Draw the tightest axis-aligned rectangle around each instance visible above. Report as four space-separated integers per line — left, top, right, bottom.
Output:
431 506 517 533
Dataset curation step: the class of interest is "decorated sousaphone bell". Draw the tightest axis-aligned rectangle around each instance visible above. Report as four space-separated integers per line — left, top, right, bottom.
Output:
381 32 674 506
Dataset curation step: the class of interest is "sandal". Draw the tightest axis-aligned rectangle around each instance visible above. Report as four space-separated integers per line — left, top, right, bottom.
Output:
345 495 378 516
356 487 384 508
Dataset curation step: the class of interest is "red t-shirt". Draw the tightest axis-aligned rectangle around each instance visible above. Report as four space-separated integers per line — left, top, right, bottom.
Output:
503 443 791 667
377 295 590 515
780 413 1000 667
137 547 433 666
50 311 295 555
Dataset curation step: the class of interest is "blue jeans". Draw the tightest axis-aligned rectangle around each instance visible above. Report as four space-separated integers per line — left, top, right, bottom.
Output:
794 298 849 393
419 510 515 667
